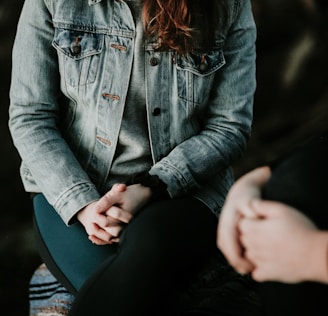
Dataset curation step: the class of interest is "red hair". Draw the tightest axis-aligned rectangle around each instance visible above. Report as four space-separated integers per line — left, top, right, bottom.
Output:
142 0 226 54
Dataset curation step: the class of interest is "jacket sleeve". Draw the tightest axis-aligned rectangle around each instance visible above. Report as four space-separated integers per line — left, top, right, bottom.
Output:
150 0 257 197
8 0 100 225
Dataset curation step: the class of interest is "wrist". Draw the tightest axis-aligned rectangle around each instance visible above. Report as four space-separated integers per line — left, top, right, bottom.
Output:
76 204 88 223
128 171 169 201
326 239 328 284
76 201 96 223
322 232 328 283
308 231 328 284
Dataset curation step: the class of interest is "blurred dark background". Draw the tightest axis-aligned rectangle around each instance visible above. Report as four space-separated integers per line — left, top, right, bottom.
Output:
0 0 327 315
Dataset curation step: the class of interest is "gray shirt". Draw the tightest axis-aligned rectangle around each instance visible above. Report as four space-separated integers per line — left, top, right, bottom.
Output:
108 1 152 185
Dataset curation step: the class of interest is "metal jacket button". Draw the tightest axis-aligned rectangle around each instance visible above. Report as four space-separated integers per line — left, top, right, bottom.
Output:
71 44 81 56
199 62 208 73
150 57 159 66
152 107 161 116
199 53 208 73
71 37 81 56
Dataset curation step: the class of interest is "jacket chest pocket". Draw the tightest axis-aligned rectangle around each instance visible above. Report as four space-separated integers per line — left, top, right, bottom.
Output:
176 49 225 105
53 28 104 87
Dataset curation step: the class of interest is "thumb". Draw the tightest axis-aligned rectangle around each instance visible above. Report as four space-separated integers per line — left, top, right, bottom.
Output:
110 183 127 194
250 199 282 219
239 166 272 188
96 192 119 213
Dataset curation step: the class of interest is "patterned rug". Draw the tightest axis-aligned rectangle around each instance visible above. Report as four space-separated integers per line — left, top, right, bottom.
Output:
29 254 262 316
29 264 74 316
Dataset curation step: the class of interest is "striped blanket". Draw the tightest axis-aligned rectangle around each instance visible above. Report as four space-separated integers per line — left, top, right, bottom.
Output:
29 264 74 316
29 255 261 316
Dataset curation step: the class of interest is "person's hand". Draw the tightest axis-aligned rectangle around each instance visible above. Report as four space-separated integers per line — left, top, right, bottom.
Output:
104 183 152 219
77 184 133 245
78 183 153 245
217 166 271 274
239 200 328 283
98 183 152 244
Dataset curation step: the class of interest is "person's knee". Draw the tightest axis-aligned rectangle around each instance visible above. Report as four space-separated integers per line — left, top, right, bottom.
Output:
119 199 216 267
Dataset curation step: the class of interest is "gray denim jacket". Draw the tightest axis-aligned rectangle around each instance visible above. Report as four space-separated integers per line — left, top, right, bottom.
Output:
9 0 256 225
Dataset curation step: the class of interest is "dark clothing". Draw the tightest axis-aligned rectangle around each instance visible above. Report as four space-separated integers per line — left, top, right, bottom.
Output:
259 133 328 316
33 195 219 315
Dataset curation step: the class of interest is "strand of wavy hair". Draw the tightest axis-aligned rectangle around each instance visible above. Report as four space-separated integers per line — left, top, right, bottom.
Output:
143 0 227 54
142 0 194 54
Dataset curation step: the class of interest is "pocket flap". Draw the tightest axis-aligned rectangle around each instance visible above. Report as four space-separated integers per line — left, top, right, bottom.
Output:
176 49 225 76
53 28 104 60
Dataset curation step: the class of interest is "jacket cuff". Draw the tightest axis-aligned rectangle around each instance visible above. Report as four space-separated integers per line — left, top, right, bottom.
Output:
127 171 170 201
53 183 101 226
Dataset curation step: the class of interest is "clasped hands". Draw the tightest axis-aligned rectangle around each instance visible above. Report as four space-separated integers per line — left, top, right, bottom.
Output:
217 166 320 283
77 183 152 245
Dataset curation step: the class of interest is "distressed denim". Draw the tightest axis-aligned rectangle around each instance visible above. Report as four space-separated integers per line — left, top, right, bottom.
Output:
9 0 257 224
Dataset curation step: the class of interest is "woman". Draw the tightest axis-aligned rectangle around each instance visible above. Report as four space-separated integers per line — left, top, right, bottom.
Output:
9 0 256 315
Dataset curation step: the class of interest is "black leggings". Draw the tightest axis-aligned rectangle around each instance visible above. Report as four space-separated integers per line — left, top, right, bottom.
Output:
33 195 218 316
